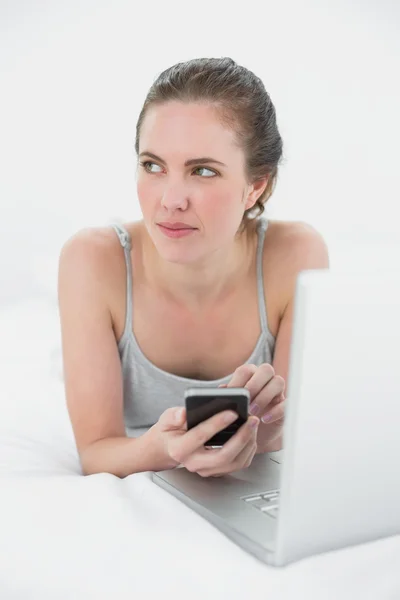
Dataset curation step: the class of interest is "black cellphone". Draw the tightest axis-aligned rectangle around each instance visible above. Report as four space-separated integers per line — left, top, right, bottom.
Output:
184 387 250 447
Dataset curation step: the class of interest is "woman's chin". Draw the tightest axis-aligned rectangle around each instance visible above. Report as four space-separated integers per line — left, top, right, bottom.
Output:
156 250 198 265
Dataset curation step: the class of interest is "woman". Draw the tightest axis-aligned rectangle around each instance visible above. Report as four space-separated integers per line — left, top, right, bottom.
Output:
58 57 329 478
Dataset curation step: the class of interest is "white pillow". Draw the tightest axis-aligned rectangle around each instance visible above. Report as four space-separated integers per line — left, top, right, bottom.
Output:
0 299 81 476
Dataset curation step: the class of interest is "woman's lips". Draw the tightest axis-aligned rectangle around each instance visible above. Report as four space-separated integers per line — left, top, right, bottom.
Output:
157 224 197 238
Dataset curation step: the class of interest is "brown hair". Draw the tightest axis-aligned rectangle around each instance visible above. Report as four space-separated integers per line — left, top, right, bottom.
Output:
134 57 284 235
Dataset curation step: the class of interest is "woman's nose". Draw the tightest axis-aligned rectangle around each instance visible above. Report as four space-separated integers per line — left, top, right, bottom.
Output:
161 185 189 211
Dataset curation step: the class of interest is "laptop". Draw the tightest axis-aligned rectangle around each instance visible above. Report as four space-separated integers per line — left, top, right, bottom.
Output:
152 269 400 566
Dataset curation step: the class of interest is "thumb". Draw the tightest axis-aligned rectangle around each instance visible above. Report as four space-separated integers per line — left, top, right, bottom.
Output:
174 407 186 424
158 406 186 431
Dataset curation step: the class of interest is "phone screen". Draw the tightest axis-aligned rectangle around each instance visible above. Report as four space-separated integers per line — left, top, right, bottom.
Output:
186 392 249 446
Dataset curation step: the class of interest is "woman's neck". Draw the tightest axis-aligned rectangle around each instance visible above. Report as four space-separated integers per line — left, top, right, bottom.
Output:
141 222 257 312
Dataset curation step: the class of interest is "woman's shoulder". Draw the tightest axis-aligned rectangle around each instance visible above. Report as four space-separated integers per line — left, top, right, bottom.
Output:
58 221 143 302
266 219 325 251
263 218 330 313
59 224 125 273
60 220 143 263
264 218 329 271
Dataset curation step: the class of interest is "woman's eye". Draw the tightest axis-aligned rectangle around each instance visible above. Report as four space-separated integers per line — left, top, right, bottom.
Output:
141 161 162 173
193 167 216 178
140 161 216 177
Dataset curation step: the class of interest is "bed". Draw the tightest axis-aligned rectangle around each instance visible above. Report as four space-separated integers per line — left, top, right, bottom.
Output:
0 244 399 599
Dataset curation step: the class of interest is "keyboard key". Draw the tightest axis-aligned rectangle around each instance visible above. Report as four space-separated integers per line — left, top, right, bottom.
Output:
262 489 279 498
262 493 278 501
263 506 279 518
249 498 271 510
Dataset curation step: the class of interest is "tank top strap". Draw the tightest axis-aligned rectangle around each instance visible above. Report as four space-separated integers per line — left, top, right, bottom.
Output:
111 224 133 338
256 218 270 335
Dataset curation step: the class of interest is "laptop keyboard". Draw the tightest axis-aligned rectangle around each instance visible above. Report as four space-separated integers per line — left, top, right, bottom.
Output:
242 490 280 518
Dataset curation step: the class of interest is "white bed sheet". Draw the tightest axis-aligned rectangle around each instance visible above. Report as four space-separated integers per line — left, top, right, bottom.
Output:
0 298 399 600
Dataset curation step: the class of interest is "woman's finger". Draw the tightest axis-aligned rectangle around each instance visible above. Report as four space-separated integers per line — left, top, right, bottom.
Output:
260 397 285 424
249 376 285 416
198 426 258 477
158 406 187 430
185 416 258 474
168 409 238 464
217 416 259 464
199 417 259 476
223 364 258 388
244 363 277 398
230 429 258 469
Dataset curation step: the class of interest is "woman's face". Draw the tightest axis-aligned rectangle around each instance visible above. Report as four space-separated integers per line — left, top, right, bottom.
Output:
136 101 262 264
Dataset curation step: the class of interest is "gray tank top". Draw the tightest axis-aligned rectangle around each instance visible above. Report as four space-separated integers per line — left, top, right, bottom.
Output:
112 218 276 429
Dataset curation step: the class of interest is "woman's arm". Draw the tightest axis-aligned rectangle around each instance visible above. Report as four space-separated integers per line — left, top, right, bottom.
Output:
79 435 171 478
58 229 167 477
272 222 330 384
266 222 330 451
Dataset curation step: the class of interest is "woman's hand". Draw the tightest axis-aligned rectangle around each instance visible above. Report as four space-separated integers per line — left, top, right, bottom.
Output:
219 363 285 453
145 405 260 478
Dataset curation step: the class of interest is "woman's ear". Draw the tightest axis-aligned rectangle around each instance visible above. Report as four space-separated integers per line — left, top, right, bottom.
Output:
244 176 269 210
